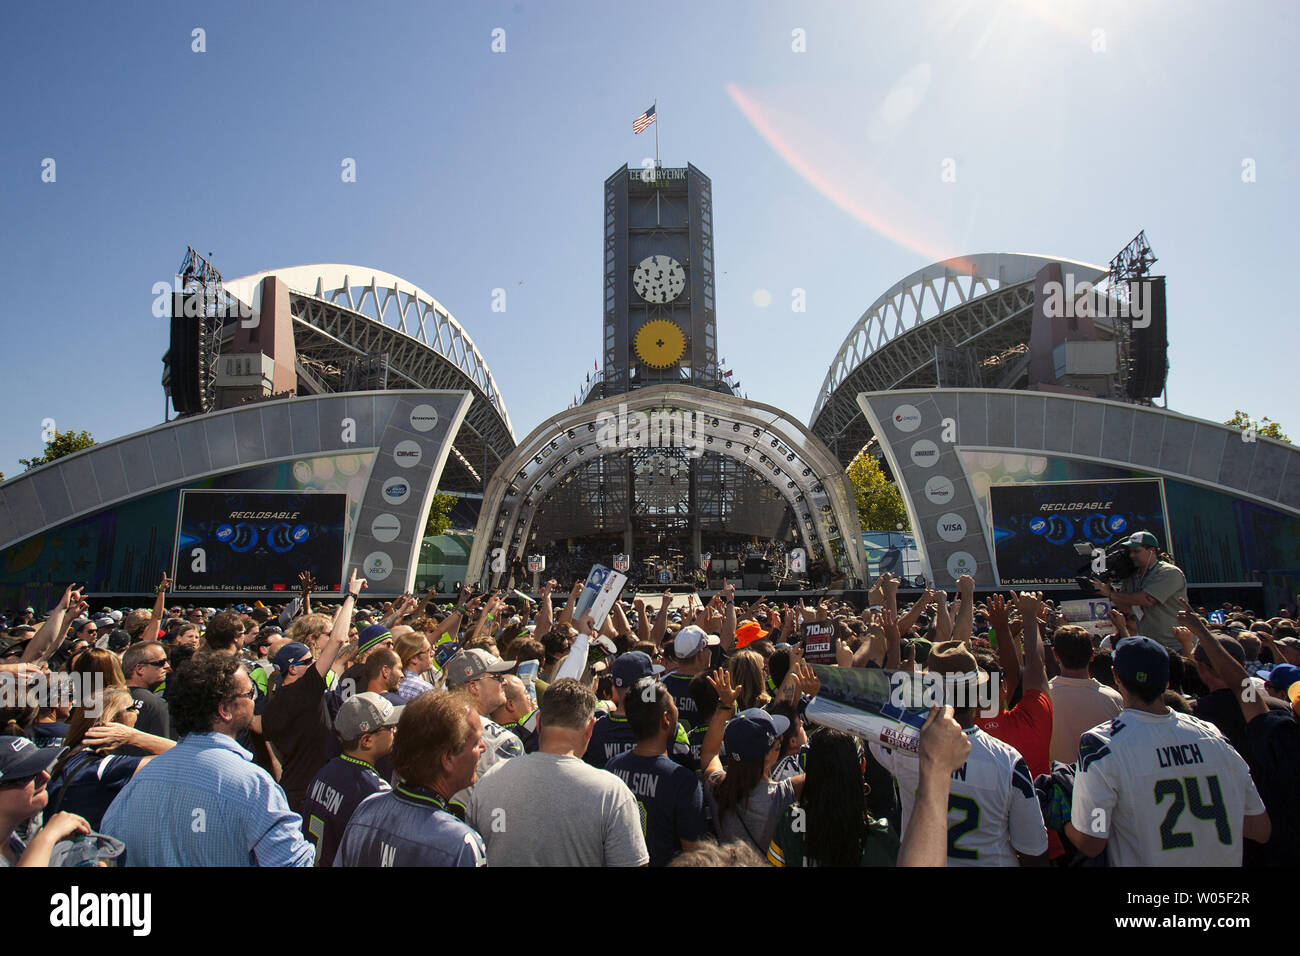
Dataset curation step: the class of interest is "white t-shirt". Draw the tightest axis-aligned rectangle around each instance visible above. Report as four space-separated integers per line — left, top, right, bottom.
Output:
873 726 1047 867
1072 708 1266 867
1048 676 1123 764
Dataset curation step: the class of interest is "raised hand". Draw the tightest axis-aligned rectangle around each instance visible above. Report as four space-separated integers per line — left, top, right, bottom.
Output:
985 593 1009 629
1014 590 1043 622
348 568 368 596
919 705 971 775
706 668 740 709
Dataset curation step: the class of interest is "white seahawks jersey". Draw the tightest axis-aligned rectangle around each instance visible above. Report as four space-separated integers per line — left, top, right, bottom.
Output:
1071 709 1265 867
873 727 1047 867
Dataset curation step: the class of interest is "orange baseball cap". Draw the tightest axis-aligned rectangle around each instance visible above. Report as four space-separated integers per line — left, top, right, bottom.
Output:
735 620 770 649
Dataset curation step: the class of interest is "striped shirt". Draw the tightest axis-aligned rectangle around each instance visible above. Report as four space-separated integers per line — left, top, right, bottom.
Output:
101 732 314 867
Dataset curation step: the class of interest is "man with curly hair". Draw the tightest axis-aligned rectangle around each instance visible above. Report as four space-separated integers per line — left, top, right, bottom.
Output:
101 654 314 867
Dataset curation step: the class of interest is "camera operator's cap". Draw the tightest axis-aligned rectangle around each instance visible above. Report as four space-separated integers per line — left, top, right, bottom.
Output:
611 650 663 688
357 623 392 654
1113 636 1170 689
674 624 719 660
272 642 312 673
734 620 770 650
1123 531 1160 549
0 735 59 782
1259 663 1300 695
334 691 404 738
721 708 789 763
444 648 516 687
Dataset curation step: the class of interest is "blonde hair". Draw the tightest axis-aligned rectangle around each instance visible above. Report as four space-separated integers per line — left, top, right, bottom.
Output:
394 631 430 670
285 613 331 646
727 650 770 711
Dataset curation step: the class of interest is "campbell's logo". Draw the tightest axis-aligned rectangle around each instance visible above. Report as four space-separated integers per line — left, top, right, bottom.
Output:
892 404 922 433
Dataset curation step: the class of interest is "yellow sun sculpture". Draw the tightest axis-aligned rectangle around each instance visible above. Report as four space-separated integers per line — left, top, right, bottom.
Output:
634 319 687 369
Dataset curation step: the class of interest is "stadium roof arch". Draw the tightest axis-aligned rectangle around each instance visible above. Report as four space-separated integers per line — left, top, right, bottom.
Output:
467 385 866 586
221 264 516 481
810 253 1108 467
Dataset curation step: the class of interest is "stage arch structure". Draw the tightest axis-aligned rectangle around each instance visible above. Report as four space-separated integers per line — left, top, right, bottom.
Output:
467 385 867 588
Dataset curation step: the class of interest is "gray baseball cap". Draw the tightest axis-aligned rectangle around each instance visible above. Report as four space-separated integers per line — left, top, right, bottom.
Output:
443 648 516 688
334 692 404 739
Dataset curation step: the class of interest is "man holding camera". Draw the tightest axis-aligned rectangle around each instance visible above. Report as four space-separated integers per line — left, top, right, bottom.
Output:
1090 531 1187 653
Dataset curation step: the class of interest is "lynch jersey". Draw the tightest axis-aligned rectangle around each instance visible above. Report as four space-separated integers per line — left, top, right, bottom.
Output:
873 726 1047 867
1072 708 1266 867
301 754 390 867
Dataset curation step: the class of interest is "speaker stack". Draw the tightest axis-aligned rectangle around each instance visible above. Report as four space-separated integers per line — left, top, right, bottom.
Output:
1127 276 1168 400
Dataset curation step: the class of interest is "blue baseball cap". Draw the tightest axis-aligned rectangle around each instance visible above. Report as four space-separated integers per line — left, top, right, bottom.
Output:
721 708 790 763
1113 636 1170 690
271 642 312 673
357 624 393 655
1260 663 1300 694
611 651 664 689
0 735 59 783
433 641 461 669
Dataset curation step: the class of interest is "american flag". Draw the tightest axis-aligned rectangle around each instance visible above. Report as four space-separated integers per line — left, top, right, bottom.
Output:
633 104 656 134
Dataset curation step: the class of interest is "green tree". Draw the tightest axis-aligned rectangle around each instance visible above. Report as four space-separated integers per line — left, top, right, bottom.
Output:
19 428 95 470
423 492 458 538
1224 410 1289 443
846 451 911 532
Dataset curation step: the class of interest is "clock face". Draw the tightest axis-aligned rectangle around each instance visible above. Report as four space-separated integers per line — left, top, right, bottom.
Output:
632 254 686 304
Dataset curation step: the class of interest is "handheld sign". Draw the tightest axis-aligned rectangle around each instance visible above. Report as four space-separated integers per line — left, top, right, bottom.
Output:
1209 610 1226 625
553 634 590 682
801 621 837 665
1057 598 1113 637
571 564 628 631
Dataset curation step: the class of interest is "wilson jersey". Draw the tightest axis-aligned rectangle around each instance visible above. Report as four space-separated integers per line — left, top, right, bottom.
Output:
1072 709 1266 867
585 712 694 770
301 754 390 867
873 726 1047 867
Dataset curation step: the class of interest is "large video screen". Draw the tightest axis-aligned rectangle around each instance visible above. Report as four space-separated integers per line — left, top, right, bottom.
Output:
172 491 347 593
990 479 1168 587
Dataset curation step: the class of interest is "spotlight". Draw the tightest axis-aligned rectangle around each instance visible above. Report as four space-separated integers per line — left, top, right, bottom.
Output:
733 423 740 432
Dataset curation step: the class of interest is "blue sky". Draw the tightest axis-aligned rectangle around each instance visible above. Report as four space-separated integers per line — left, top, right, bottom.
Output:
1 0 1295 477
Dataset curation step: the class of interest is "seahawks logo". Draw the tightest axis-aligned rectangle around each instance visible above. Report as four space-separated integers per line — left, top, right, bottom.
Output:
1078 733 1111 772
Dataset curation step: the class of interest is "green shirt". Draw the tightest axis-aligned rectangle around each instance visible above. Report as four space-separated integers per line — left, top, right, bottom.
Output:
1121 559 1187 650
766 803 899 867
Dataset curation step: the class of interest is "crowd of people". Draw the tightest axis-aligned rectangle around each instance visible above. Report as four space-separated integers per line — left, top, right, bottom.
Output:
0 529 1296 867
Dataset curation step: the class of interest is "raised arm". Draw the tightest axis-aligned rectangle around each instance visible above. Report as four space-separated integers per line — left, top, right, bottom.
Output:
317 569 364 678
557 580 583 629
1013 592 1049 695
650 592 672 647
896 588 933 636
534 580 556 639
1178 600 1266 722
22 584 83 665
951 575 975 645
720 579 737 652
700 668 739 776
985 594 1022 700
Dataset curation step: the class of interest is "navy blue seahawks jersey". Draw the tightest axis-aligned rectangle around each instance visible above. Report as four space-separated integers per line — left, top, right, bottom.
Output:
606 750 708 866
302 754 390 867
335 785 486 867
663 672 701 731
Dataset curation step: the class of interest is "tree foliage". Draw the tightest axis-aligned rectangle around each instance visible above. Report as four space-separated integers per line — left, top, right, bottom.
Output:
19 429 95 470
1224 410 1289 443
846 451 911 532
423 492 459 538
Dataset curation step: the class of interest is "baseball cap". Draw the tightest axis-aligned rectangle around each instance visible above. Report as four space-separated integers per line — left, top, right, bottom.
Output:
674 624 719 660
611 651 664 689
1123 531 1160 549
108 610 123 624
334 691 404 739
444 648 516 687
433 641 462 669
92 614 114 630
734 620 770 650
0 735 59 783
1113 636 1171 691
271 642 312 673
357 624 392 654
106 629 131 653
1259 663 1300 694
721 708 790 763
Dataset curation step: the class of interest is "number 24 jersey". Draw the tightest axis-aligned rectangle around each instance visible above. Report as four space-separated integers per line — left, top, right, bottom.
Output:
1072 709 1265 867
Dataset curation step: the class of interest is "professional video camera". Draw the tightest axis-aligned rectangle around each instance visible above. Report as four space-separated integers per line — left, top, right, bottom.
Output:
1073 540 1137 595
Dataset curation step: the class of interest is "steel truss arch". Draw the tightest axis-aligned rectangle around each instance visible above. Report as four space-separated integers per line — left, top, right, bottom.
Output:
468 385 866 587
811 253 1107 466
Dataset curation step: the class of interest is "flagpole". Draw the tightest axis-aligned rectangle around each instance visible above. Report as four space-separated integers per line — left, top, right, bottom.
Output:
654 98 660 226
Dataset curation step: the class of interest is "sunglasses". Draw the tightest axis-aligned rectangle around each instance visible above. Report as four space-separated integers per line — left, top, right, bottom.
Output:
142 659 169 669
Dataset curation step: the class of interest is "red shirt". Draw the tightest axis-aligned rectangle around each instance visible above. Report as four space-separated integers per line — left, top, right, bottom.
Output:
973 688 1053 779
